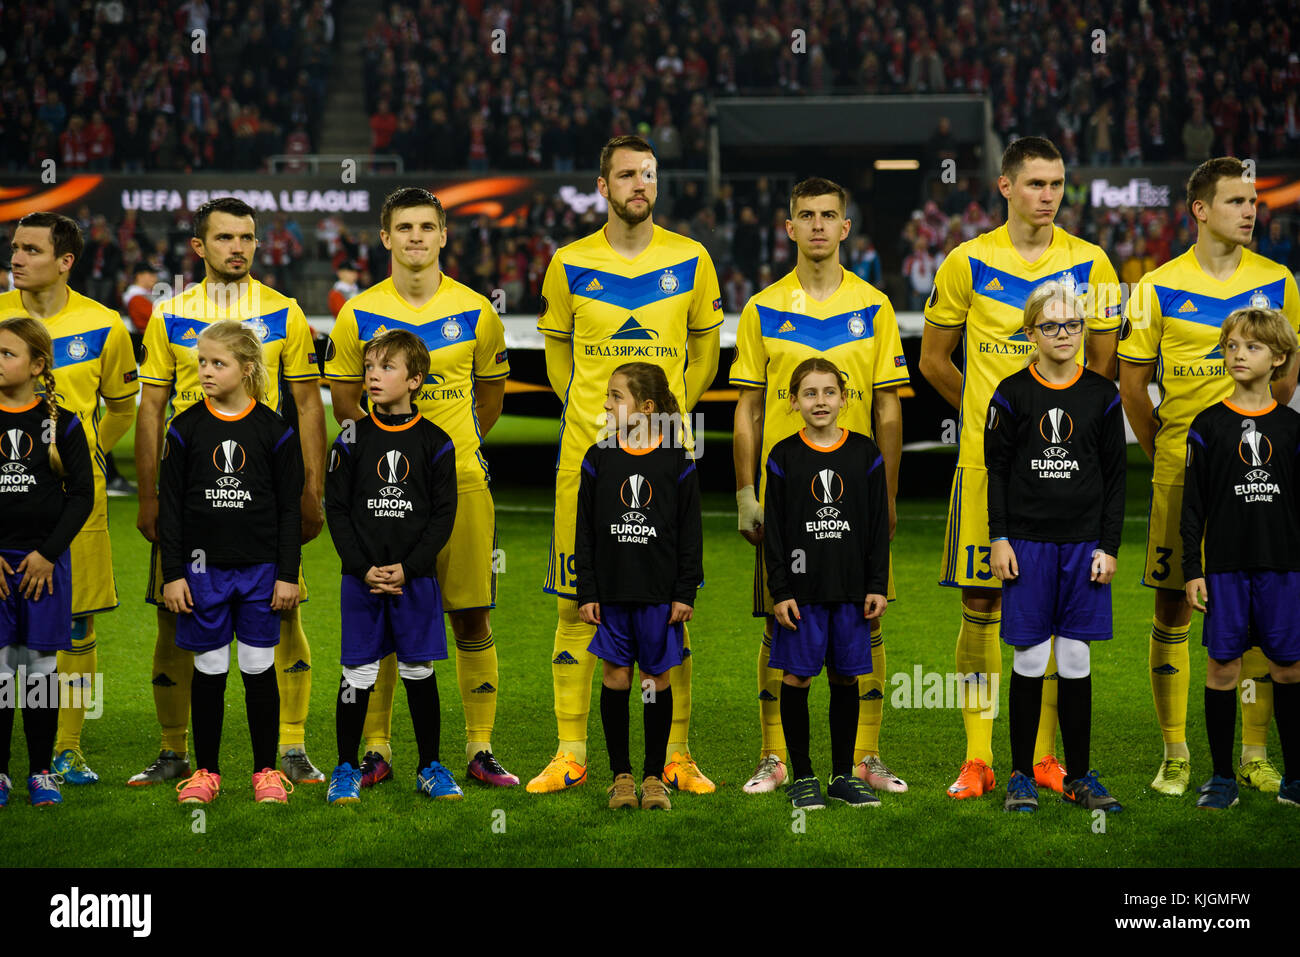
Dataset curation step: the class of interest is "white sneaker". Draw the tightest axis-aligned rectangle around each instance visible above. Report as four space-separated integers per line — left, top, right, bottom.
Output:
743 754 788 794
855 754 908 793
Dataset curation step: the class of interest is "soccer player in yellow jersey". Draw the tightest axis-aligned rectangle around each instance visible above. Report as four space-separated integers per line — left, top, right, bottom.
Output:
326 187 516 788
731 178 908 795
3 212 138 785
920 137 1121 799
530 135 722 793
1118 157 1300 797
128 198 328 786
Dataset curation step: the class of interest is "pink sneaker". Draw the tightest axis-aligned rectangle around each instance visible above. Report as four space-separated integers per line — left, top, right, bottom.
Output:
252 768 294 804
855 755 908 793
468 750 520 787
176 769 221 804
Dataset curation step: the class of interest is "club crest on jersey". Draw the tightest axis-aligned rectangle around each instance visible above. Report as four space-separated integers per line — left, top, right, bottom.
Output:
810 468 844 504
242 319 268 341
1057 272 1078 295
212 440 245 473
441 319 463 341
658 270 679 294
377 450 410 483
1250 292 1271 309
67 337 88 360
1 428 33 460
620 474 652 509
848 314 866 337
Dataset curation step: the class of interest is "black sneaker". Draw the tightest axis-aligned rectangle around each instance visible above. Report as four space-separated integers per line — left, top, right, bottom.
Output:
1062 769 1123 813
827 774 882 807
1003 770 1039 813
126 749 190 786
786 776 826 810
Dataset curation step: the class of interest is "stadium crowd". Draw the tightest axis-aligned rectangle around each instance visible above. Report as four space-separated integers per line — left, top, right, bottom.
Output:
2 169 1299 321
3 0 1299 176
0 0 334 174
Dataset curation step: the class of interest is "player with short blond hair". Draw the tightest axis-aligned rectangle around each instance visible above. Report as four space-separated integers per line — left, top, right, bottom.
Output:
1120 158 1300 797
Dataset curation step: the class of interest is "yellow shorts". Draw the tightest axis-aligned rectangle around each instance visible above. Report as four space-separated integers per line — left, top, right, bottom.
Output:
752 547 896 616
1144 481 1195 591
436 486 498 611
70 524 118 618
147 543 311 604
939 466 1001 590
544 468 581 599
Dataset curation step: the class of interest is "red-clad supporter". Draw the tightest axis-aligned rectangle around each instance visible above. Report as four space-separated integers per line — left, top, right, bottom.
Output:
59 115 90 170
328 261 361 318
123 262 160 335
84 111 116 170
369 99 397 152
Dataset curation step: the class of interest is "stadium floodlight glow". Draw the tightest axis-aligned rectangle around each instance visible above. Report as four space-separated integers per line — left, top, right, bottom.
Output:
873 159 921 170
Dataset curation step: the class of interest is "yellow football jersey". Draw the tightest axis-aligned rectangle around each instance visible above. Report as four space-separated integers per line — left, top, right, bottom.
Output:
139 278 317 421
0 288 138 521
537 224 723 468
925 224 1121 469
325 275 510 492
1118 247 1300 485
729 266 908 498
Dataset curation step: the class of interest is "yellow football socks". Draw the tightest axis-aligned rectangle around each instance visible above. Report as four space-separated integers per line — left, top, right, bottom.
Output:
362 653 397 763
757 629 786 761
665 625 694 760
957 603 1000 766
153 609 193 755
54 618 96 753
1150 615 1191 747
854 624 885 763
455 630 498 763
276 609 312 753
1034 643 1060 761
554 598 596 766
1240 646 1273 760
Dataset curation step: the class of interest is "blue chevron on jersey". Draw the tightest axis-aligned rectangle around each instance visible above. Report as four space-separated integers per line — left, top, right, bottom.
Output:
563 258 699 310
969 258 1093 311
353 307 482 353
1154 278 1288 329
51 327 111 367
756 304 881 350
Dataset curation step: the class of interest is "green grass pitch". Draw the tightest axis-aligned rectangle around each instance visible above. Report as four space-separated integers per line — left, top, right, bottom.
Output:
4 420 1291 867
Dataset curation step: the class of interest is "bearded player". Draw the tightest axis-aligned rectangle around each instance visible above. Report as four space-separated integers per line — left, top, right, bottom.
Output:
529 135 722 794
919 137 1121 799
130 197 327 786
1119 156 1300 797
2 212 138 785
326 186 515 789
731 177 908 795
